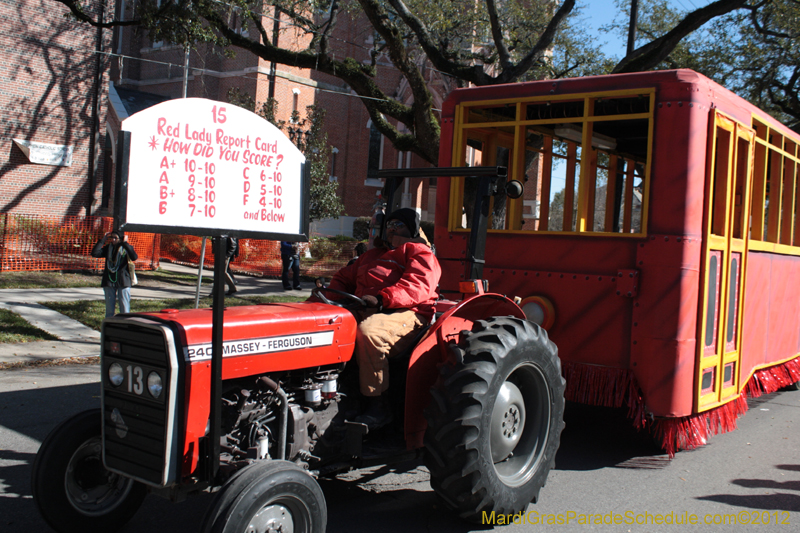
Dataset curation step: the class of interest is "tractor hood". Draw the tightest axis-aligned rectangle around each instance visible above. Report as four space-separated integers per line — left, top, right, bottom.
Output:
134 302 358 374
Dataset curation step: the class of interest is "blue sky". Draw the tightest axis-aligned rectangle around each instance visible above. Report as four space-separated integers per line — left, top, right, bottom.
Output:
580 1 706 59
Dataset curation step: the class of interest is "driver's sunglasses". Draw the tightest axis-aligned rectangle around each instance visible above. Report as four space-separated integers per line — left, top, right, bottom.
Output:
386 220 405 229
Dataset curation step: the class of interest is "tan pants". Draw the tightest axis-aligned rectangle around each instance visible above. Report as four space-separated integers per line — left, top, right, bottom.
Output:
355 309 426 396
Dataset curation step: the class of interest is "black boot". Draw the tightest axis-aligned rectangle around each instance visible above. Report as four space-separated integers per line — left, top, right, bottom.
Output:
354 395 392 431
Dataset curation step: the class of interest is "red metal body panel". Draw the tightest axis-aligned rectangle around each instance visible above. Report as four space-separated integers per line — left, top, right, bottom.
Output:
485 265 632 369
139 303 357 477
631 236 702 417
741 252 800 379
404 294 525 449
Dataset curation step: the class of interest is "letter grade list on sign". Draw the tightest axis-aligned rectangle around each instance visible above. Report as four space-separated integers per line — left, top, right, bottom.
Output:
121 98 305 235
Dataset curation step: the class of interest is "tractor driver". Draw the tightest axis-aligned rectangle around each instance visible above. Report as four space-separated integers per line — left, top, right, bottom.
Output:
325 208 441 431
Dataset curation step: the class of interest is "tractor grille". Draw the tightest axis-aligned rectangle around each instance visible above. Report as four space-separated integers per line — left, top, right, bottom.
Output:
102 321 179 487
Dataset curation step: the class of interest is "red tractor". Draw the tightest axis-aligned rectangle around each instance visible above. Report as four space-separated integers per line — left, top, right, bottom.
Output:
32 168 565 533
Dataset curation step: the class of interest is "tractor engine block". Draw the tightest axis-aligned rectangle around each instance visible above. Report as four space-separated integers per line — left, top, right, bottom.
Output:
219 367 344 469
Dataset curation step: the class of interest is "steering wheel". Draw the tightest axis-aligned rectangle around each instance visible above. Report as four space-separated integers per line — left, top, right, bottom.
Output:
312 287 367 308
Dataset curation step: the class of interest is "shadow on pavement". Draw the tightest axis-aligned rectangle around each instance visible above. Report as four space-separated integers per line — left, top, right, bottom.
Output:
696 492 800 513
0 381 100 533
554 402 666 471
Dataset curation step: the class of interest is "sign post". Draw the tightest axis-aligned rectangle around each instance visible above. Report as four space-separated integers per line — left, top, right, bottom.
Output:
114 98 309 482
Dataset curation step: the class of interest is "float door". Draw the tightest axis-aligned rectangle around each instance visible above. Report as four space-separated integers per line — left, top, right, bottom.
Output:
697 112 754 411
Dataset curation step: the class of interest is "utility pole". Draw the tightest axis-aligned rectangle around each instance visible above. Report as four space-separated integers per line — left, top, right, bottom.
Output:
182 47 190 98
627 0 639 56
87 0 106 215
268 6 281 100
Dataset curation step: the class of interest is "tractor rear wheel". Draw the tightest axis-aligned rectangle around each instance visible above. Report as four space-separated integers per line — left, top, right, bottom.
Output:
201 460 326 533
424 317 565 522
31 409 147 533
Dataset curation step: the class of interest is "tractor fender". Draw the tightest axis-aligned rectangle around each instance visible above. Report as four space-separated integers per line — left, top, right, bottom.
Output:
404 294 525 448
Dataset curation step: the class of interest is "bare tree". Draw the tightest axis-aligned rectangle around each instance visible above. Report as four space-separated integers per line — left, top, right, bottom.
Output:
55 0 753 163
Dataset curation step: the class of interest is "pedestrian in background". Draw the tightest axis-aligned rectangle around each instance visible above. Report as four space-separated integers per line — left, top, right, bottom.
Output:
347 242 368 266
212 236 239 295
223 237 239 295
92 229 138 317
280 241 301 290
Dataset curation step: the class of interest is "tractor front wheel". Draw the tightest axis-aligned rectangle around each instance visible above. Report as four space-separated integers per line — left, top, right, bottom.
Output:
201 460 326 533
424 317 565 522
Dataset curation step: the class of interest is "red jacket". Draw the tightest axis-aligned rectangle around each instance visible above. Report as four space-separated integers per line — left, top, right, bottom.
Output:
328 242 441 321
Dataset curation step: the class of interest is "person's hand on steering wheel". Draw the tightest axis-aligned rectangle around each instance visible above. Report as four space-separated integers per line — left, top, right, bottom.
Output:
311 287 367 309
362 294 383 310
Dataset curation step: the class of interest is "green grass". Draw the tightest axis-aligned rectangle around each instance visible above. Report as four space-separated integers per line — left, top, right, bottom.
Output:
0 267 213 290
135 268 215 287
0 308 59 343
0 271 100 289
43 294 305 333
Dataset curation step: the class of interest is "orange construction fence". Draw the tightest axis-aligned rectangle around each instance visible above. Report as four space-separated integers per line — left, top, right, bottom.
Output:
0 213 359 279
161 234 360 279
0 214 160 272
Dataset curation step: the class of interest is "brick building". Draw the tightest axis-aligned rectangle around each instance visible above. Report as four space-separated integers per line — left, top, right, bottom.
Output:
1 0 109 217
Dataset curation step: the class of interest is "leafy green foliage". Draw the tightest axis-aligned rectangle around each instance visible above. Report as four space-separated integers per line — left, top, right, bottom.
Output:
352 216 371 240
292 106 346 222
606 0 799 129
702 0 800 129
308 237 339 259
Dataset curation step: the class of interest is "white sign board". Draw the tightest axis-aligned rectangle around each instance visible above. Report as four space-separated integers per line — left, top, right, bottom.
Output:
13 139 73 166
119 98 307 237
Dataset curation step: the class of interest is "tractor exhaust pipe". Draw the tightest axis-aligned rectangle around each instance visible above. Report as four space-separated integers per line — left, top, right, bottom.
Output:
258 376 288 460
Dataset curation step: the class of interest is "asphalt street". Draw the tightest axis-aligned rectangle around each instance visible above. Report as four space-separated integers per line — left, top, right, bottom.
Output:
0 362 797 533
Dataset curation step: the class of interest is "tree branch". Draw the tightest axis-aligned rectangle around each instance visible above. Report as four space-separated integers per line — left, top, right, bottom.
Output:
318 0 339 56
205 6 438 162
54 0 140 28
747 2 792 39
613 0 749 73
385 0 490 84
497 0 575 83
356 0 440 161
485 0 513 71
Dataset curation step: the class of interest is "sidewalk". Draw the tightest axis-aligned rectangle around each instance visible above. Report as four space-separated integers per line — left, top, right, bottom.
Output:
0 263 313 366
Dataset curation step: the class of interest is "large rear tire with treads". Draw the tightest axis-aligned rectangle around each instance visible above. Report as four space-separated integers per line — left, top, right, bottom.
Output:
424 317 565 522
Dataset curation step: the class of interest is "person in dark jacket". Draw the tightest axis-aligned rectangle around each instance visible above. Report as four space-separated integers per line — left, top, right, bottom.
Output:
91 229 138 318
224 237 239 295
346 242 368 266
280 241 301 290
210 236 239 296
326 208 441 430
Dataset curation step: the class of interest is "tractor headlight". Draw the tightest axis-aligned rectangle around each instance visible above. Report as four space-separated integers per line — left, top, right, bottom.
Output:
520 296 555 330
147 371 163 399
108 363 124 386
